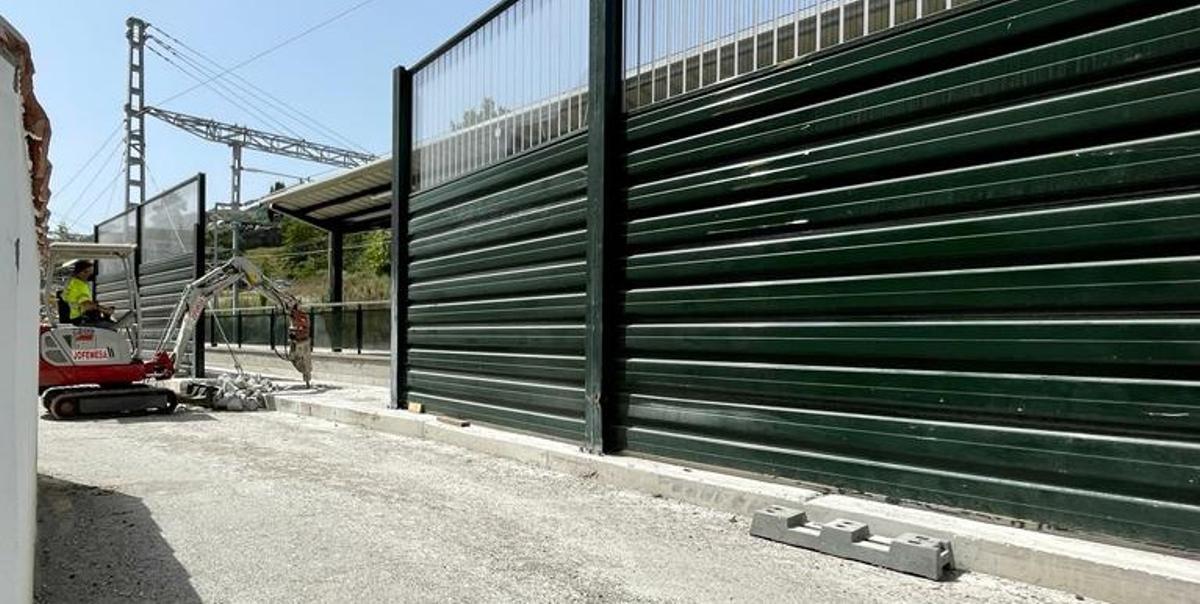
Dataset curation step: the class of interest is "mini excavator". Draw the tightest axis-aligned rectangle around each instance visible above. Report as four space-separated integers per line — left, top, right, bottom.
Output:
39 242 312 419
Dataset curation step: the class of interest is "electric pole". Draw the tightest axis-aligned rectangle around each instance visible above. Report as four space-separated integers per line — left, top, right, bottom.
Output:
124 17 148 210
123 15 377 311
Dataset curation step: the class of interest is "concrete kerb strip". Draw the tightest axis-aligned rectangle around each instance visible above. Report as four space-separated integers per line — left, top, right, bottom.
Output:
270 393 818 517
268 391 1200 604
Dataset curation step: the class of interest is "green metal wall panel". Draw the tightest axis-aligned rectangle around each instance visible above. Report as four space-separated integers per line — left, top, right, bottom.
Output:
617 0 1200 550
406 135 588 441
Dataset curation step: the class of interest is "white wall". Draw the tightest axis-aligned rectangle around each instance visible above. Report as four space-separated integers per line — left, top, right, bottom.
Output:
0 55 39 604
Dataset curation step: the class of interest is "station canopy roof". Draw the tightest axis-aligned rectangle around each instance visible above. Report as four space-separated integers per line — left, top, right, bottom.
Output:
263 156 392 233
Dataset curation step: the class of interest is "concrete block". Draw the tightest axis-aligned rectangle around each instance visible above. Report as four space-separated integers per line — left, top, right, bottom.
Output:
820 518 871 550
803 495 1200 604
891 534 953 580
750 507 952 580
748 505 809 542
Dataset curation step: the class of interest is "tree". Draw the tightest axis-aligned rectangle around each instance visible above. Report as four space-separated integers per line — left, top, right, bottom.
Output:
451 97 508 130
50 222 89 242
278 217 327 279
348 229 390 276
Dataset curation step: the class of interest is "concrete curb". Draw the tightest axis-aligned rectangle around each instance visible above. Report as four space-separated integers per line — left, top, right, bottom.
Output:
269 392 1200 604
272 396 818 517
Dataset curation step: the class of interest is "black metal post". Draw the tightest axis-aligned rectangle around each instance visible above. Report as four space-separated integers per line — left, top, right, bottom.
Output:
328 230 344 352
269 308 277 350
192 223 207 371
355 303 364 355
91 224 100 310
583 0 623 454
193 174 207 377
236 311 243 349
390 66 413 409
133 205 144 356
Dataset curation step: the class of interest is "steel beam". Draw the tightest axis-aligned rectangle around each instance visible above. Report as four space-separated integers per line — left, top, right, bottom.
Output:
328 231 344 305
390 67 413 409
328 230 345 352
193 175 208 376
270 204 339 232
144 106 375 168
583 0 624 453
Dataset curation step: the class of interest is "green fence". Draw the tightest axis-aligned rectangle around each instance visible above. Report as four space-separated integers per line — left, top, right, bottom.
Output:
391 0 1200 551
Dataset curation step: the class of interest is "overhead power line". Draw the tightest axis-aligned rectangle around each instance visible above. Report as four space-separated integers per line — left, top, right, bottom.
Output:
111 0 378 216
53 120 123 203
147 0 377 110
67 148 127 229
57 133 126 226
148 25 369 153
145 40 306 139
148 36 304 140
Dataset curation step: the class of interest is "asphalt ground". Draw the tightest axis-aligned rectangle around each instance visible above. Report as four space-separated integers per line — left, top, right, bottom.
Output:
35 407 1087 603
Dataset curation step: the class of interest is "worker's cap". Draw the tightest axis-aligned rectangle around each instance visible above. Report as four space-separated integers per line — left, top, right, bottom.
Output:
71 259 94 273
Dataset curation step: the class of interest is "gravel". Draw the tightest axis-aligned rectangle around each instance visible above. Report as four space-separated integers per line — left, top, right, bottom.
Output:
36 407 1088 603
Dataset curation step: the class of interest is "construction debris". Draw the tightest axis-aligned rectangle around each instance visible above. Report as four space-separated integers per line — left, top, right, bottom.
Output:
183 373 277 411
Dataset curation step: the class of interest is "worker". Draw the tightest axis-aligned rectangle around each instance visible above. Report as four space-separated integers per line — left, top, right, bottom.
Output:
61 260 115 327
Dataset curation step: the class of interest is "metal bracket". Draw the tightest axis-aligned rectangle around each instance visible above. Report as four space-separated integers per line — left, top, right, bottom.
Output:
751 506 954 580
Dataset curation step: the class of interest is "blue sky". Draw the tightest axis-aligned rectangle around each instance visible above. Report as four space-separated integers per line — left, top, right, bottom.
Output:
3 0 494 232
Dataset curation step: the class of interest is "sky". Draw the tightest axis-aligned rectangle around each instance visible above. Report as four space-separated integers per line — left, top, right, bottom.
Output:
2 0 495 233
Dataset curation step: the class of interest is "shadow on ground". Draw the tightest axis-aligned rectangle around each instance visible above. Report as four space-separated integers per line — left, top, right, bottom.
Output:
34 475 201 603
38 407 216 424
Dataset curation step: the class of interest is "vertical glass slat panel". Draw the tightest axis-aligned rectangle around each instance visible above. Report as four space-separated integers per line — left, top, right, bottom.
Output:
868 0 891 32
411 0 589 192
624 0 956 113
843 0 865 41
820 6 841 49
410 0 967 165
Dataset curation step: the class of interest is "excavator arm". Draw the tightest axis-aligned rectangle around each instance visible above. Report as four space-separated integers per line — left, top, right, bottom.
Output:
152 256 313 385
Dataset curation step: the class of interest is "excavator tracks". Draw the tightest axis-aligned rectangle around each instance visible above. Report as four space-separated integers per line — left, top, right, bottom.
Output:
41 384 178 420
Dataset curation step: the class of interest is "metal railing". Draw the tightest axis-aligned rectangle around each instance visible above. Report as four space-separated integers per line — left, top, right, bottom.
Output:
411 0 590 192
207 300 390 355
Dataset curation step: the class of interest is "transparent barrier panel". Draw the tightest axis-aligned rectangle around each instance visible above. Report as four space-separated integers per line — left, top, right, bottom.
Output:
412 0 589 191
141 180 199 264
623 0 971 111
95 208 137 279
